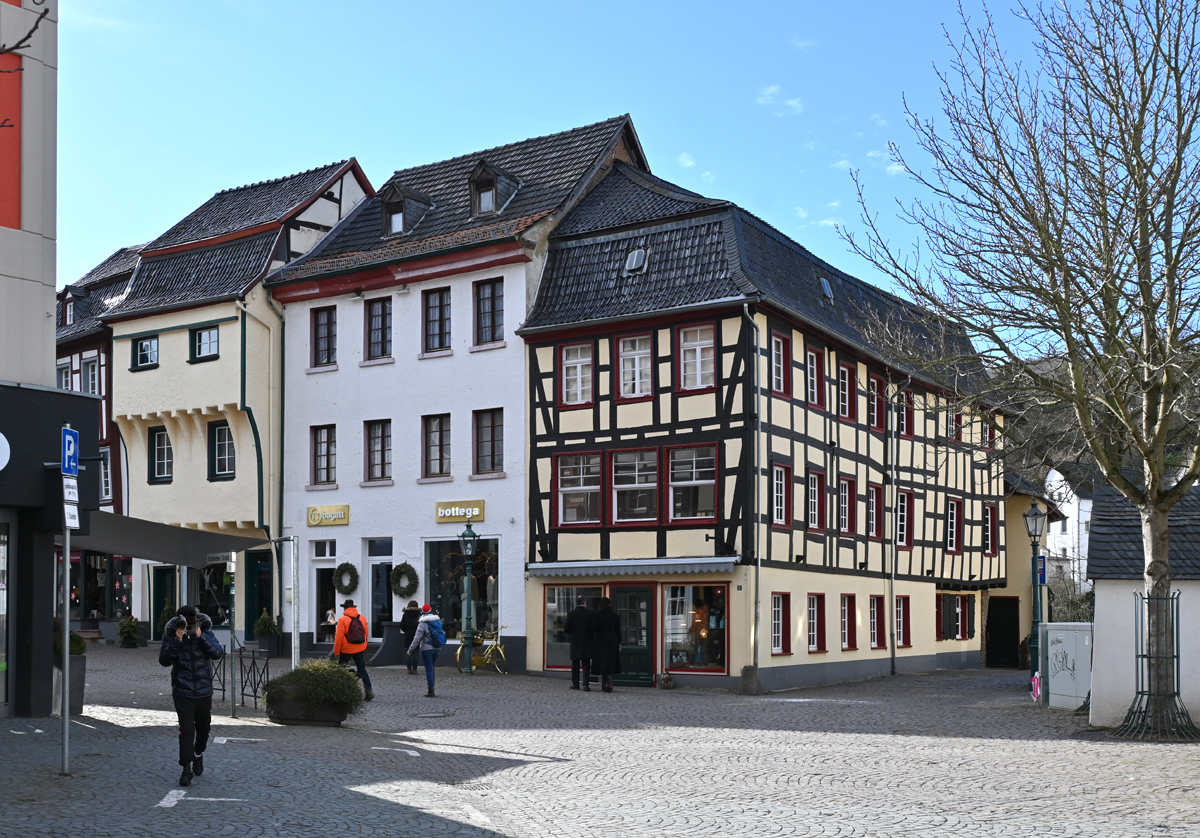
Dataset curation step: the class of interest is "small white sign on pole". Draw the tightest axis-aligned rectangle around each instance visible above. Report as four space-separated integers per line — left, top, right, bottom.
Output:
63 504 80 530
62 476 78 503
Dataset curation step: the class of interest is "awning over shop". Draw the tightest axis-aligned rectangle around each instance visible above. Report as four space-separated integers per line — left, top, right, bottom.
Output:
55 511 269 568
526 557 740 578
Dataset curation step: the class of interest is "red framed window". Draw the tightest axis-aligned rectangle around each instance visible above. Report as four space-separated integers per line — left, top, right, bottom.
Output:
807 594 826 652
677 324 716 391
555 452 602 526
771 464 792 529
867 375 886 431
841 594 857 650
895 595 911 647
560 343 594 407
898 389 915 438
869 595 886 649
770 332 791 395
611 449 660 524
805 347 825 408
667 445 717 522
770 592 791 655
616 333 653 400
951 409 964 442
867 483 884 540
806 470 826 530
945 498 964 553
837 477 856 534
983 503 999 556
985 416 998 449
896 490 914 548
837 363 857 421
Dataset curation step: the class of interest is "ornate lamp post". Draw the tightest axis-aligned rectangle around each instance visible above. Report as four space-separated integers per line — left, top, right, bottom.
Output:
1023 500 1048 684
458 519 479 675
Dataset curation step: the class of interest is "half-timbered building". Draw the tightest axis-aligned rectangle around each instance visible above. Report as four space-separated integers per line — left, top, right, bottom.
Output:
519 162 1007 689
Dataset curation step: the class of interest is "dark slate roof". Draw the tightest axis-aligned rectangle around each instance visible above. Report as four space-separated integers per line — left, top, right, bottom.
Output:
1052 461 1103 499
269 116 639 283
1088 487 1200 579
146 161 349 252
56 244 146 342
102 232 278 319
554 161 725 237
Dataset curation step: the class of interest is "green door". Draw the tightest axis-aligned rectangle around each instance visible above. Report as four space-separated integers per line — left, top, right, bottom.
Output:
152 566 177 642
243 551 273 640
613 586 655 687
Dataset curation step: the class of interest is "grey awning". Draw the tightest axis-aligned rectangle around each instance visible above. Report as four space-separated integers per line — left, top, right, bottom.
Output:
57 511 269 568
527 557 740 578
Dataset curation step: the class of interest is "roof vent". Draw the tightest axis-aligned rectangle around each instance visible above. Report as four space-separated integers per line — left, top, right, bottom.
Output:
820 277 834 301
625 249 647 273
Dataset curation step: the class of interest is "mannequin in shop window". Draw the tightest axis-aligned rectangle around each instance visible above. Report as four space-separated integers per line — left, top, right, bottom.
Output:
690 600 709 665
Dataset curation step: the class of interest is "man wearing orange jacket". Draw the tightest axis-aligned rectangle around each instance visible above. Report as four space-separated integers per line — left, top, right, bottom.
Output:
333 599 374 701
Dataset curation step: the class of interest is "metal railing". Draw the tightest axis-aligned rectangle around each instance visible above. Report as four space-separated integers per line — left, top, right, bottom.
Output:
238 647 270 710
1114 592 1199 740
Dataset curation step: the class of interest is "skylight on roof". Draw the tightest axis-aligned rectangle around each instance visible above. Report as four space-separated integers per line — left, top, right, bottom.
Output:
625 249 647 273
820 277 834 301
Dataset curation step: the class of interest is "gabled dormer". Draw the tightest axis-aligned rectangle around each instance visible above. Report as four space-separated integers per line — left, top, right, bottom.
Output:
378 181 434 237
469 160 520 216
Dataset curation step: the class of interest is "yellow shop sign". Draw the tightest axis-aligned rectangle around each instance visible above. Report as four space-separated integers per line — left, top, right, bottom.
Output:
307 504 350 526
436 500 485 523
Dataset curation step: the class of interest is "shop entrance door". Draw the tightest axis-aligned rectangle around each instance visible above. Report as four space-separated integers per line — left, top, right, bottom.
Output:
152 566 177 640
613 585 655 687
986 597 1020 668
243 551 273 640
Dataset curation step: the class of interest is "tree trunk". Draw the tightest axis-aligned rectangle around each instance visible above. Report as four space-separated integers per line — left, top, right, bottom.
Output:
1139 506 1180 736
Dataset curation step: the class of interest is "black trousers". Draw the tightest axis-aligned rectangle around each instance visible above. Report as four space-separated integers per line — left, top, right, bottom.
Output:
571 658 591 688
173 695 212 768
339 651 374 692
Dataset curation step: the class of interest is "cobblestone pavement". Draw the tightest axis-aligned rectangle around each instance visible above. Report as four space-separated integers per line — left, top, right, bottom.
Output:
2 645 1198 837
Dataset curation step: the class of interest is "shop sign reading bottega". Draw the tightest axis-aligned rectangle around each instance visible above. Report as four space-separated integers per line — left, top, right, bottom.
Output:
307 504 350 527
435 500 485 523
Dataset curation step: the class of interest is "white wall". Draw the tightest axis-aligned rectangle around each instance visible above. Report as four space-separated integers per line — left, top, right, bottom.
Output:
1045 469 1092 589
1090 579 1200 727
279 261 528 642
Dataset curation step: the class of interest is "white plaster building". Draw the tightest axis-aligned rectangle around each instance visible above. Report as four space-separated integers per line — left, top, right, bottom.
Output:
1045 464 1095 591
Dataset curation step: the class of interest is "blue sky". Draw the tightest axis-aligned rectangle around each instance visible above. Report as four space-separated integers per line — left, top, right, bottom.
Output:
59 1 1036 291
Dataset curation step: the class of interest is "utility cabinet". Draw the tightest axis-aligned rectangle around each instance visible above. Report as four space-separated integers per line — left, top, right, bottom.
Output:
1039 622 1093 710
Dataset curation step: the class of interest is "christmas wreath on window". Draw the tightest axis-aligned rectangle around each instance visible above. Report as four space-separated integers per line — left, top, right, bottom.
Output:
390 561 419 599
334 562 359 596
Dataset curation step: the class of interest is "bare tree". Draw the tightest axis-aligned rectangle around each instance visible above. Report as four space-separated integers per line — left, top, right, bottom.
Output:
0 5 49 129
843 0 1200 739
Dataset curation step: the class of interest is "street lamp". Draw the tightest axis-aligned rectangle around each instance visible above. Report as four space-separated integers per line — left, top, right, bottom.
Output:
458 519 479 676
1022 500 1048 685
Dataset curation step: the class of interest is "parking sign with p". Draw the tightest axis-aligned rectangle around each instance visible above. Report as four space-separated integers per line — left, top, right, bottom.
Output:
61 427 79 477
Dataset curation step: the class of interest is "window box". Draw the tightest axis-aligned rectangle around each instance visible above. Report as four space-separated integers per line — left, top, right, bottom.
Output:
867 483 884 540
131 335 160 371
365 419 392 482
869 595 886 649
365 298 392 360
473 409 503 475
896 490 914 549
895 595 911 647
312 425 337 485
837 477 856 535
664 584 728 674
423 414 451 478
945 498 964 554
867 375 886 431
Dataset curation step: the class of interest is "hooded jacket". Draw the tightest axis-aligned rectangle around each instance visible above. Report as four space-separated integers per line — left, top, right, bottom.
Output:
408 612 443 654
159 613 224 699
398 605 422 646
334 607 369 656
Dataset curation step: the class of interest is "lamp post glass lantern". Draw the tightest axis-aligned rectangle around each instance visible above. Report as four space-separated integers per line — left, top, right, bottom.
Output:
1022 501 1048 683
458 520 479 675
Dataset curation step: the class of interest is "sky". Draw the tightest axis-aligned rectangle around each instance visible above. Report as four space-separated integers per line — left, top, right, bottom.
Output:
58 0 1039 292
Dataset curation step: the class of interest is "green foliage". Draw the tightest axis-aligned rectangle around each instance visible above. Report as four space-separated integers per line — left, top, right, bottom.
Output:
390 561 419 598
117 616 141 644
334 562 359 595
156 600 175 637
255 608 281 637
266 659 363 713
53 630 87 657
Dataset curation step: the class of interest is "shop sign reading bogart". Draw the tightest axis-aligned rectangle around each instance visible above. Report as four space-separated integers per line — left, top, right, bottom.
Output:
307 504 350 526
436 500 485 523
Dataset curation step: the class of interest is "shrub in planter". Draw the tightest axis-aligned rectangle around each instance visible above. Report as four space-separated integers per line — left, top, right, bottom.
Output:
117 616 141 648
156 600 175 639
254 608 282 657
52 617 86 715
265 659 363 726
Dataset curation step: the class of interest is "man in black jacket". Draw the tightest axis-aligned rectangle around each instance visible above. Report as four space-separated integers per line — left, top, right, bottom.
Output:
159 605 224 787
564 595 594 691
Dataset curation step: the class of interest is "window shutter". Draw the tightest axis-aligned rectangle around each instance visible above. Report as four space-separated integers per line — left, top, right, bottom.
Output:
935 595 944 641
941 594 957 641
966 594 976 639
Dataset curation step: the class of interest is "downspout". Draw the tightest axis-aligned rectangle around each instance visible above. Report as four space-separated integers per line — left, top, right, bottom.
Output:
239 310 272 640
888 380 898 677
743 304 762 673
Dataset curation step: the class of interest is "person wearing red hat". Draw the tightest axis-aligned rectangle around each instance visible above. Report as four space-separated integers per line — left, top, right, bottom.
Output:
407 603 445 697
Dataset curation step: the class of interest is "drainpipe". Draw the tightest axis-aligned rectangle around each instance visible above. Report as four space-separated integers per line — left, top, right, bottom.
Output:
888 380 898 677
743 304 762 675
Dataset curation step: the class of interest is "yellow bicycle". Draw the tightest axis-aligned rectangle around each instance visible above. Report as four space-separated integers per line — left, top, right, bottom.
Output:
455 626 507 674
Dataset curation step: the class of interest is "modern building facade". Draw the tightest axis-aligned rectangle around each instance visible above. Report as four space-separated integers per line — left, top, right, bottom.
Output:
1045 463 1095 590
267 117 648 667
519 162 1007 690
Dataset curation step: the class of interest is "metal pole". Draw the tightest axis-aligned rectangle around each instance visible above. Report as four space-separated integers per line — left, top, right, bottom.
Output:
61 521 70 775
291 535 300 672
464 556 474 675
1030 538 1041 682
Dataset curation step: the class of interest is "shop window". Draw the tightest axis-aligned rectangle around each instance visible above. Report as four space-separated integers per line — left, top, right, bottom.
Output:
806 471 826 530
869 595 886 649
475 278 503 345
366 298 392 359
896 490 914 548
423 288 452 352
772 464 791 528
679 325 715 390
312 307 337 366
868 483 884 539
561 343 593 406
669 446 716 521
368 539 394 637
149 427 173 484
618 335 653 398
544 585 603 668
665 585 727 672
557 453 601 524
868 375 885 431
805 347 825 408
198 562 232 627
613 451 658 523
315 566 337 642
946 498 964 553
770 333 790 395
425 538 499 642
838 477 856 534
423 414 451 477
807 593 826 652
312 425 337 484
895 595 911 647
771 592 791 655
208 421 235 481
473 409 503 474
837 363 857 421
841 594 857 650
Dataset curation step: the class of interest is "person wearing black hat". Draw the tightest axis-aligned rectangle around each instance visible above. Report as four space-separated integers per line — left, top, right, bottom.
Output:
333 599 374 700
159 605 223 787
564 595 595 691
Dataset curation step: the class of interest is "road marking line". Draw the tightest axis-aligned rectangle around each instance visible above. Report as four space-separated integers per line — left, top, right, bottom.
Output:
156 790 246 808
372 747 420 756
213 737 265 744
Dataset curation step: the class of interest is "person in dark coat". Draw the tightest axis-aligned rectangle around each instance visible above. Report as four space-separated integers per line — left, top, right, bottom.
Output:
564 595 595 691
591 597 622 692
159 605 223 787
398 600 422 675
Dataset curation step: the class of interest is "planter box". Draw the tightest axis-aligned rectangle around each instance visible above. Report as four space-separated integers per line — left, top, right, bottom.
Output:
266 684 347 727
257 634 281 658
52 655 86 716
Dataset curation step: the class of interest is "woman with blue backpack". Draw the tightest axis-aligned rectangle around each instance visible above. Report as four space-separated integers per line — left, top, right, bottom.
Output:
407 604 445 697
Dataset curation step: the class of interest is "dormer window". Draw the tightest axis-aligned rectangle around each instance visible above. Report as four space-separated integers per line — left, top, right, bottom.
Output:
475 179 496 214
469 160 519 217
378 182 432 238
65 300 74 325
386 201 405 235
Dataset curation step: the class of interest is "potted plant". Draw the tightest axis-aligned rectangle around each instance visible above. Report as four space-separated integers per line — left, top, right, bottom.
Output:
52 617 87 716
254 608 282 658
117 615 141 648
156 600 175 641
265 659 363 726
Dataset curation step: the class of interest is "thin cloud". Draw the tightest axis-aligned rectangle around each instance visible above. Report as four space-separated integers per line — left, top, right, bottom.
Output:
866 150 884 159
701 171 716 183
817 218 841 228
870 113 889 128
785 99 804 115
827 201 841 209
830 159 850 170
678 152 696 168
886 162 906 176
795 207 809 219
803 140 818 152
790 38 817 52
757 85 780 105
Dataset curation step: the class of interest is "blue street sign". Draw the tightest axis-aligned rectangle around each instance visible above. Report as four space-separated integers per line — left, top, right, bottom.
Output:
1037 555 1046 585
61 427 79 477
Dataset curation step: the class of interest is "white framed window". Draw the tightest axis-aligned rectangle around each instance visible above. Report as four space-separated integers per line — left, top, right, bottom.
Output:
895 596 909 646
838 478 854 533
870 597 882 648
619 336 653 398
807 472 824 529
558 454 601 524
771 594 784 654
806 349 822 406
897 491 913 547
840 595 851 649
867 484 881 539
807 594 824 651
669 447 716 520
946 499 963 552
65 300 74 325
679 325 714 389
837 365 854 419
613 451 658 522
137 336 159 367
772 466 788 525
151 428 173 481
771 335 786 393
99 448 112 501
211 423 235 477
82 359 98 395
562 344 592 405
56 364 71 391
195 327 219 358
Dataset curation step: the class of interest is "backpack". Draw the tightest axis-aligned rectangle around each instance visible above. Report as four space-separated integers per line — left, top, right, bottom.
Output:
429 619 445 649
345 614 366 645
